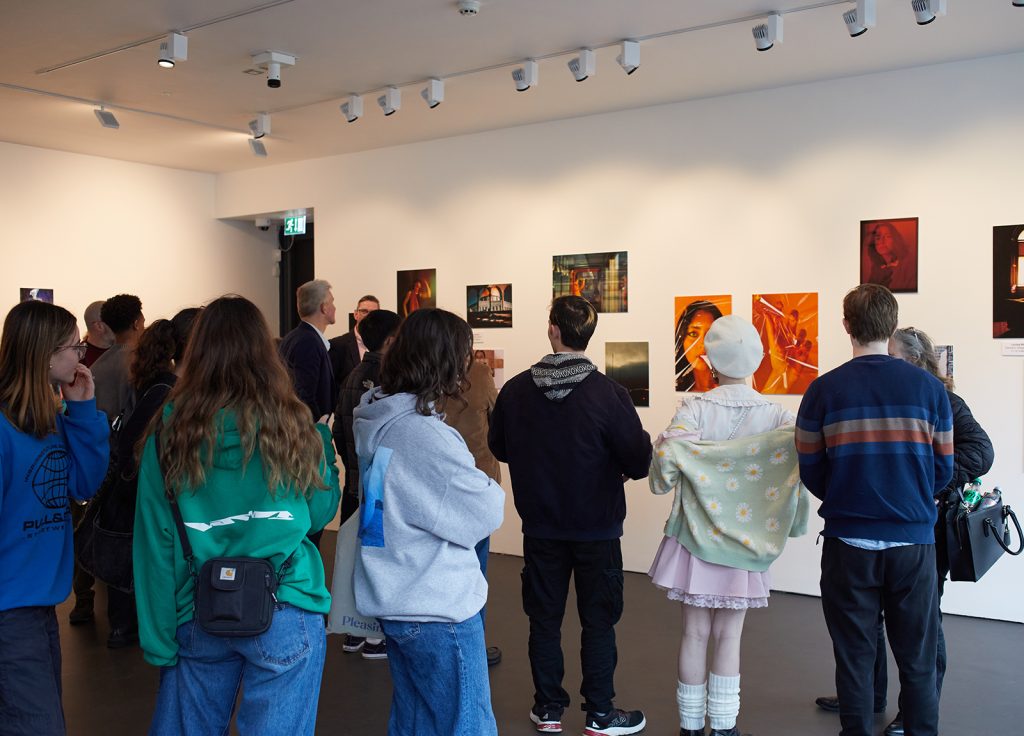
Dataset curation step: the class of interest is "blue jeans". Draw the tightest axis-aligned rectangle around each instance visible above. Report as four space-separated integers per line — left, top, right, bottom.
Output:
150 604 326 736
380 614 496 736
0 606 64 736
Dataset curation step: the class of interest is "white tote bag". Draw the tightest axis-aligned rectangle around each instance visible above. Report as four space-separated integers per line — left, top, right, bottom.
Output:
326 512 383 638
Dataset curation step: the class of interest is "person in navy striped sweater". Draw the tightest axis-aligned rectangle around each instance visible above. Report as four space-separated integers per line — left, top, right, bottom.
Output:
796 284 952 736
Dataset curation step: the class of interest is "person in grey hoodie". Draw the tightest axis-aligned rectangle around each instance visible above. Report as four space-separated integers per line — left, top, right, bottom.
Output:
352 308 505 736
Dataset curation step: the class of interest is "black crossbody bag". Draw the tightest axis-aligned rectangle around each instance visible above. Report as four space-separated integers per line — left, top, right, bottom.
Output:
156 424 293 637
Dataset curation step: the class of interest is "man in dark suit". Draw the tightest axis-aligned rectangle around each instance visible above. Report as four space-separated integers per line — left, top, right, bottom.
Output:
279 279 337 421
328 294 380 393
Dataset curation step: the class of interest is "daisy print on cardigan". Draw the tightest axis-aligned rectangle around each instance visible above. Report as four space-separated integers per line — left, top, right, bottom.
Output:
650 425 809 572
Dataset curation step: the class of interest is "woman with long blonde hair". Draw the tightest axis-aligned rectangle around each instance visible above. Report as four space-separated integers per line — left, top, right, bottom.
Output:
133 295 339 735
0 300 109 734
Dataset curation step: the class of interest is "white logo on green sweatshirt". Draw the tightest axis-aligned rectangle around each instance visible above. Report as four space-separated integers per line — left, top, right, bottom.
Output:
184 510 295 532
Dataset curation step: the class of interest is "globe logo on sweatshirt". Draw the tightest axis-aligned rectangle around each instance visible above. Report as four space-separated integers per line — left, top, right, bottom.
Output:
31 447 70 510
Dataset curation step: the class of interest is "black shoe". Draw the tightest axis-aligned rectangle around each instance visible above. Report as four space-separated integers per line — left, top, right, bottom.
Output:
486 645 502 667
106 627 138 649
814 695 886 715
342 634 365 653
361 639 387 660
529 704 564 733
814 696 839 713
583 708 646 735
68 599 94 625
884 715 904 736
709 728 750 736
680 729 705 736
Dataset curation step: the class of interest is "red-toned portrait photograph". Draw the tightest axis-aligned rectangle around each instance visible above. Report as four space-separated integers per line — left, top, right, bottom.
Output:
860 217 918 293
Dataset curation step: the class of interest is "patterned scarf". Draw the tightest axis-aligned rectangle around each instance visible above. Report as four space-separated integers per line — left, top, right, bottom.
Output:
530 353 597 402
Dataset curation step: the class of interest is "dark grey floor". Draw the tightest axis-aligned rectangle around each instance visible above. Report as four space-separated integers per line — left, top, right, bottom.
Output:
59 532 1023 735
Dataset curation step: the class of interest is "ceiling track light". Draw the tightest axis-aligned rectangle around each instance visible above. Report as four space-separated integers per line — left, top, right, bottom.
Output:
912 0 947 25
568 48 595 82
844 0 876 37
1014 0 1024 7
157 32 188 68
616 40 640 75
377 86 401 116
248 113 270 139
341 94 363 123
251 50 296 89
421 78 444 109
248 138 267 157
753 13 784 51
94 106 119 129
512 60 538 92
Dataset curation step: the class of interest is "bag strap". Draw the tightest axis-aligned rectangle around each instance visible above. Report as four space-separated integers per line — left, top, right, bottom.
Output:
986 505 1024 556
154 419 297 583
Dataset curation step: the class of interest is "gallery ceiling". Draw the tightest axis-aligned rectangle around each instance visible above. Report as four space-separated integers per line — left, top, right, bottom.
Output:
1 1 1022 174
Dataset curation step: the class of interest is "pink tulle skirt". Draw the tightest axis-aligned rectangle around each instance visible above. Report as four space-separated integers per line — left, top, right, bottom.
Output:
648 536 770 610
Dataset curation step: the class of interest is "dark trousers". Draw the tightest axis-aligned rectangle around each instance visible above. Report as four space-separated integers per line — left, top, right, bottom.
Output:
0 606 65 735
521 536 624 715
106 586 137 631
872 519 950 711
70 503 94 606
821 538 938 736
475 537 490 629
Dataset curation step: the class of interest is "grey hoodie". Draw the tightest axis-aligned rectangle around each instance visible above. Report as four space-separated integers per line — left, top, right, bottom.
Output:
352 388 504 623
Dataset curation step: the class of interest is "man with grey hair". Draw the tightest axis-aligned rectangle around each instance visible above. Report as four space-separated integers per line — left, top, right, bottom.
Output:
279 279 337 421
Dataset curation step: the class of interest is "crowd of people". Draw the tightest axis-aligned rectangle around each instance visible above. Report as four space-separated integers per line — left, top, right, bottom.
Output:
0 280 990 736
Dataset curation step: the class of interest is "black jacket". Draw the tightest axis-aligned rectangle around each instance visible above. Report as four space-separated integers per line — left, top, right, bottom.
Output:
944 390 994 496
333 352 383 496
328 331 360 399
488 367 651 541
279 322 335 420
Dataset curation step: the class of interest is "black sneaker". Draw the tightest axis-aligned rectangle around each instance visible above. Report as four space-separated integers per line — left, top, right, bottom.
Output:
583 708 646 735
487 645 503 667
529 704 563 733
106 627 139 649
342 634 366 653
361 639 387 660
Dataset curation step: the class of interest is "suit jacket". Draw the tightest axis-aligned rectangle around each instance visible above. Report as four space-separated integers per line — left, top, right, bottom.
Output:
279 322 335 420
328 331 360 396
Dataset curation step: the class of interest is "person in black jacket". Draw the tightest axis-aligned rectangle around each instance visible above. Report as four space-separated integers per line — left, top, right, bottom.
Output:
329 294 380 397
814 326 994 736
279 280 337 421
488 296 652 736
97 308 199 648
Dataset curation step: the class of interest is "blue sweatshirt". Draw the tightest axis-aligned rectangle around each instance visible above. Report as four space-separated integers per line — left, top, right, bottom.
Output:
795 356 953 543
0 399 110 611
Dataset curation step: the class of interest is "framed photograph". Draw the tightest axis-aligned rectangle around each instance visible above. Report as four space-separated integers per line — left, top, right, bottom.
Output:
20 288 54 303
606 342 649 407
397 269 436 318
552 251 628 313
860 217 918 293
466 284 512 328
992 224 1024 338
674 295 731 392
751 293 819 395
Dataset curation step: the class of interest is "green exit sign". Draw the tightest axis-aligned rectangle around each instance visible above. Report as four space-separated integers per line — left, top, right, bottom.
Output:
284 215 306 235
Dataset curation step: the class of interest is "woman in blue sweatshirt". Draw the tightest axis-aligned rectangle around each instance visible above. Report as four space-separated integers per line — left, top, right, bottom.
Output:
0 300 110 735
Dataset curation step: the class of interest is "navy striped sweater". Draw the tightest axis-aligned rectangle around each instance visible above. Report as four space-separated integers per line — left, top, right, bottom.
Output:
796 355 953 543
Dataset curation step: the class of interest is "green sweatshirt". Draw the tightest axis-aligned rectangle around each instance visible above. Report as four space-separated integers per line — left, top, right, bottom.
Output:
133 407 340 666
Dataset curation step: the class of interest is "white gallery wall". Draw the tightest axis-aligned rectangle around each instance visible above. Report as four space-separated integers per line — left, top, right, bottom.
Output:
0 142 280 334
217 52 1024 623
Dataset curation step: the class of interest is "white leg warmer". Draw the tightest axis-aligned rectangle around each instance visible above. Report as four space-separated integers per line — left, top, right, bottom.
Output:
708 672 741 731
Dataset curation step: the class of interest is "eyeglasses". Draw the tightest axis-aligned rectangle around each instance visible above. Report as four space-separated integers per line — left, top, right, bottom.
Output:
354 308 371 315
54 341 88 359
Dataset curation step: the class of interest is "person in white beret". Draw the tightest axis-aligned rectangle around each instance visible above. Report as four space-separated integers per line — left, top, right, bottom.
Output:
649 315 809 736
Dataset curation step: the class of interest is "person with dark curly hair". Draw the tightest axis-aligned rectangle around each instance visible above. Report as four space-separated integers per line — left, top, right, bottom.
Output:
95 309 200 648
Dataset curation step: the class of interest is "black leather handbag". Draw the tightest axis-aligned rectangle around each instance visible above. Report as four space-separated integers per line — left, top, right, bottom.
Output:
946 487 1023 582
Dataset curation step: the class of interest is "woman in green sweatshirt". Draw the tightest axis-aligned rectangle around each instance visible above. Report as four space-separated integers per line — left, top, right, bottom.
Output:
132 295 339 736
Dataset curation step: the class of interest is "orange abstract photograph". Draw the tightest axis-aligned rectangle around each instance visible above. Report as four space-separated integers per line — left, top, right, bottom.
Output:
674 295 731 392
751 293 818 395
